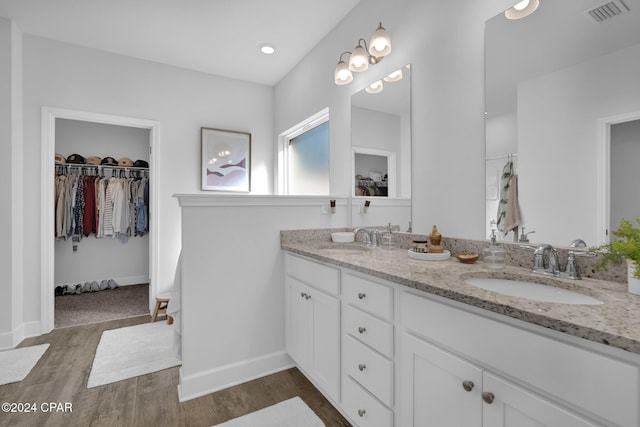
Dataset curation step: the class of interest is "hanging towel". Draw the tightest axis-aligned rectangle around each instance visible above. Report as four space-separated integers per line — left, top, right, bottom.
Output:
496 160 512 233
504 174 522 233
496 159 522 235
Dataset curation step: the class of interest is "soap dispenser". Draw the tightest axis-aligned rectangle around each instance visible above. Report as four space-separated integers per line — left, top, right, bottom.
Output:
380 222 398 249
484 224 505 269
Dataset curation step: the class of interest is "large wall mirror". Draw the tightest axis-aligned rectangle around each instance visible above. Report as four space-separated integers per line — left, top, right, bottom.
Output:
351 64 412 228
485 1 640 247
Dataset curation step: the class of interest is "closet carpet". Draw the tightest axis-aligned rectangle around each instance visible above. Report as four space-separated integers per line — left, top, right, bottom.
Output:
55 284 149 328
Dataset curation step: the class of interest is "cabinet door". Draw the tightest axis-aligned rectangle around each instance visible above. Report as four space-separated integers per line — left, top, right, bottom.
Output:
399 333 482 427
287 277 311 368
482 372 599 427
310 285 340 401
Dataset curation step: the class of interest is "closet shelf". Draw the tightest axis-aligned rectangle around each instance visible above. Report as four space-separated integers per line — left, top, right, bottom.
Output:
55 163 148 171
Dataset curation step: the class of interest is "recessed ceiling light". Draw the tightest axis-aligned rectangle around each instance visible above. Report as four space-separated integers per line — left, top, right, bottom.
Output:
259 43 275 55
505 0 540 20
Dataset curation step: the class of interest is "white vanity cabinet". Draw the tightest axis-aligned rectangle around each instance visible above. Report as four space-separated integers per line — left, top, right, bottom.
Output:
283 250 640 427
400 332 599 427
399 290 640 427
285 253 340 402
341 272 395 426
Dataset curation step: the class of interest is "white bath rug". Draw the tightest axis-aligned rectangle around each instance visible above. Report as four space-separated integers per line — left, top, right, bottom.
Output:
214 397 325 427
0 343 50 385
87 322 180 388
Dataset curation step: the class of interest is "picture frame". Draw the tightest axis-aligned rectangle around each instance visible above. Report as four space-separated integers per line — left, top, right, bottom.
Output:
201 127 251 192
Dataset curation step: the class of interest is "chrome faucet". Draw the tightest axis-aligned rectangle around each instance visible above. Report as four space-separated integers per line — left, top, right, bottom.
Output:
532 244 560 276
353 227 371 245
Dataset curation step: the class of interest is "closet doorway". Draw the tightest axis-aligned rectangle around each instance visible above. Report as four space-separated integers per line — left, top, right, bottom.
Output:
597 110 640 245
41 108 159 334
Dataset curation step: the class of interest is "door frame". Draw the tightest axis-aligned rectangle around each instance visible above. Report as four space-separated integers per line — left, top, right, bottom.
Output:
41 107 160 333
597 110 640 246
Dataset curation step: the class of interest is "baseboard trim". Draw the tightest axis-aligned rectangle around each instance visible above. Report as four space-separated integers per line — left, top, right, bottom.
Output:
0 320 42 350
177 350 294 402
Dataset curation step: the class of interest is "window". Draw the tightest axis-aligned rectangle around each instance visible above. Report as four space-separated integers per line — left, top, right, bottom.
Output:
278 109 330 195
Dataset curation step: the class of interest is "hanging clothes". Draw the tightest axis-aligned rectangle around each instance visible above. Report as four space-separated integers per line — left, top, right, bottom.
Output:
54 165 150 242
496 157 522 236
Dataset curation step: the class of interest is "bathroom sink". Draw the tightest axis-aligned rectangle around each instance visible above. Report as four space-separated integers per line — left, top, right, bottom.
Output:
464 277 603 305
317 244 370 256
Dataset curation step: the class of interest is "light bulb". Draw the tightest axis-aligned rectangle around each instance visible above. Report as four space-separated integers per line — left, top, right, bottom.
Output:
334 60 353 85
349 44 369 72
369 22 391 57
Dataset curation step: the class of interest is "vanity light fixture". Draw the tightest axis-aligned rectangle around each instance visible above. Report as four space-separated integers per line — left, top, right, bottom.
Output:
365 80 384 94
383 69 403 82
334 22 392 85
505 0 540 20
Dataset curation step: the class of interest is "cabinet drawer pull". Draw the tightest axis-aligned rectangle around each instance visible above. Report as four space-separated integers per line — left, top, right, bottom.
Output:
482 392 495 404
462 380 474 392
358 363 366 372
358 409 366 417
358 326 366 334
358 292 366 300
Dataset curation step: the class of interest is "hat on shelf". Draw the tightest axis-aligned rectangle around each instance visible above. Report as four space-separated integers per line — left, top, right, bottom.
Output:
100 156 118 166
133 159 149 168
54 153 66 164
66 153 86 164
118 158 134 167
85 156 102 165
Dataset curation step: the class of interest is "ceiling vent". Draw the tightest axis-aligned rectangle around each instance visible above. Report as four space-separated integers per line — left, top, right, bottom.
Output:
586 0 631 22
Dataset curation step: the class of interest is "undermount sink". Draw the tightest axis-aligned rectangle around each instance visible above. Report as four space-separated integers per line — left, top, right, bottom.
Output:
464 277 603 305
317 244 370 256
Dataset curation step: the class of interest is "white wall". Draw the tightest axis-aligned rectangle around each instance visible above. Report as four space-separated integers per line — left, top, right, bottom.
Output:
54 119 150 287
0 17 25 349
518 43 640 245
176 196 349 401
13 34 273 338
274 0 514 238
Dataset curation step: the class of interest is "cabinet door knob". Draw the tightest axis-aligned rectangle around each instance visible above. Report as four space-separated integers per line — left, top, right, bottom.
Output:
482 392 495 404
358 326 366 334
462 380 474 392
358 292 366 300
358 363 366 371
358 409 366 417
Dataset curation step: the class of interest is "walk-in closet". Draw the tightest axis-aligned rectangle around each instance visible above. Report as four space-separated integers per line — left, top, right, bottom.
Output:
54 118 151 328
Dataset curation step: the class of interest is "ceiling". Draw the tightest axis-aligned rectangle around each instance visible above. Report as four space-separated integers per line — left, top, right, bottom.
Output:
0 0 360 86
486 0 640 116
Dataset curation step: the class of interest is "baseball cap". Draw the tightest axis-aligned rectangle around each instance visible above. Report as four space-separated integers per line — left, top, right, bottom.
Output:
66 153 86 164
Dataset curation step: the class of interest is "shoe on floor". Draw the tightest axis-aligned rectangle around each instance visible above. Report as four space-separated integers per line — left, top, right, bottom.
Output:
55 286 63 296
74 284 83 294
90 281 101 292
98 280 109 291
82 282 93 293
107 279 119 289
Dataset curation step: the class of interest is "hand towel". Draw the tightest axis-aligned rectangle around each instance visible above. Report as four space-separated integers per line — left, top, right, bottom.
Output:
504 174 522 233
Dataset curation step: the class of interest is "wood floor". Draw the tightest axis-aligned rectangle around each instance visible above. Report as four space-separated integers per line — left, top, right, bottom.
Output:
0 316 351 427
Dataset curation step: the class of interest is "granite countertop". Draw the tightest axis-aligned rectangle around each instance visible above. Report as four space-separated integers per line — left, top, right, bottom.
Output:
282 240 640 356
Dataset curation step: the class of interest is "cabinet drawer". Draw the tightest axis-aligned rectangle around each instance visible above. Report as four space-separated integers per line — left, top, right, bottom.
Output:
285 253 339 295
401 291 640 427
342 376 393 427
343 273 393 320
344 305 394 357
344 335 393 406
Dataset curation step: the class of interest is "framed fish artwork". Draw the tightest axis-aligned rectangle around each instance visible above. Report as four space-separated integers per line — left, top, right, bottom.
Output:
201 127 251 192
